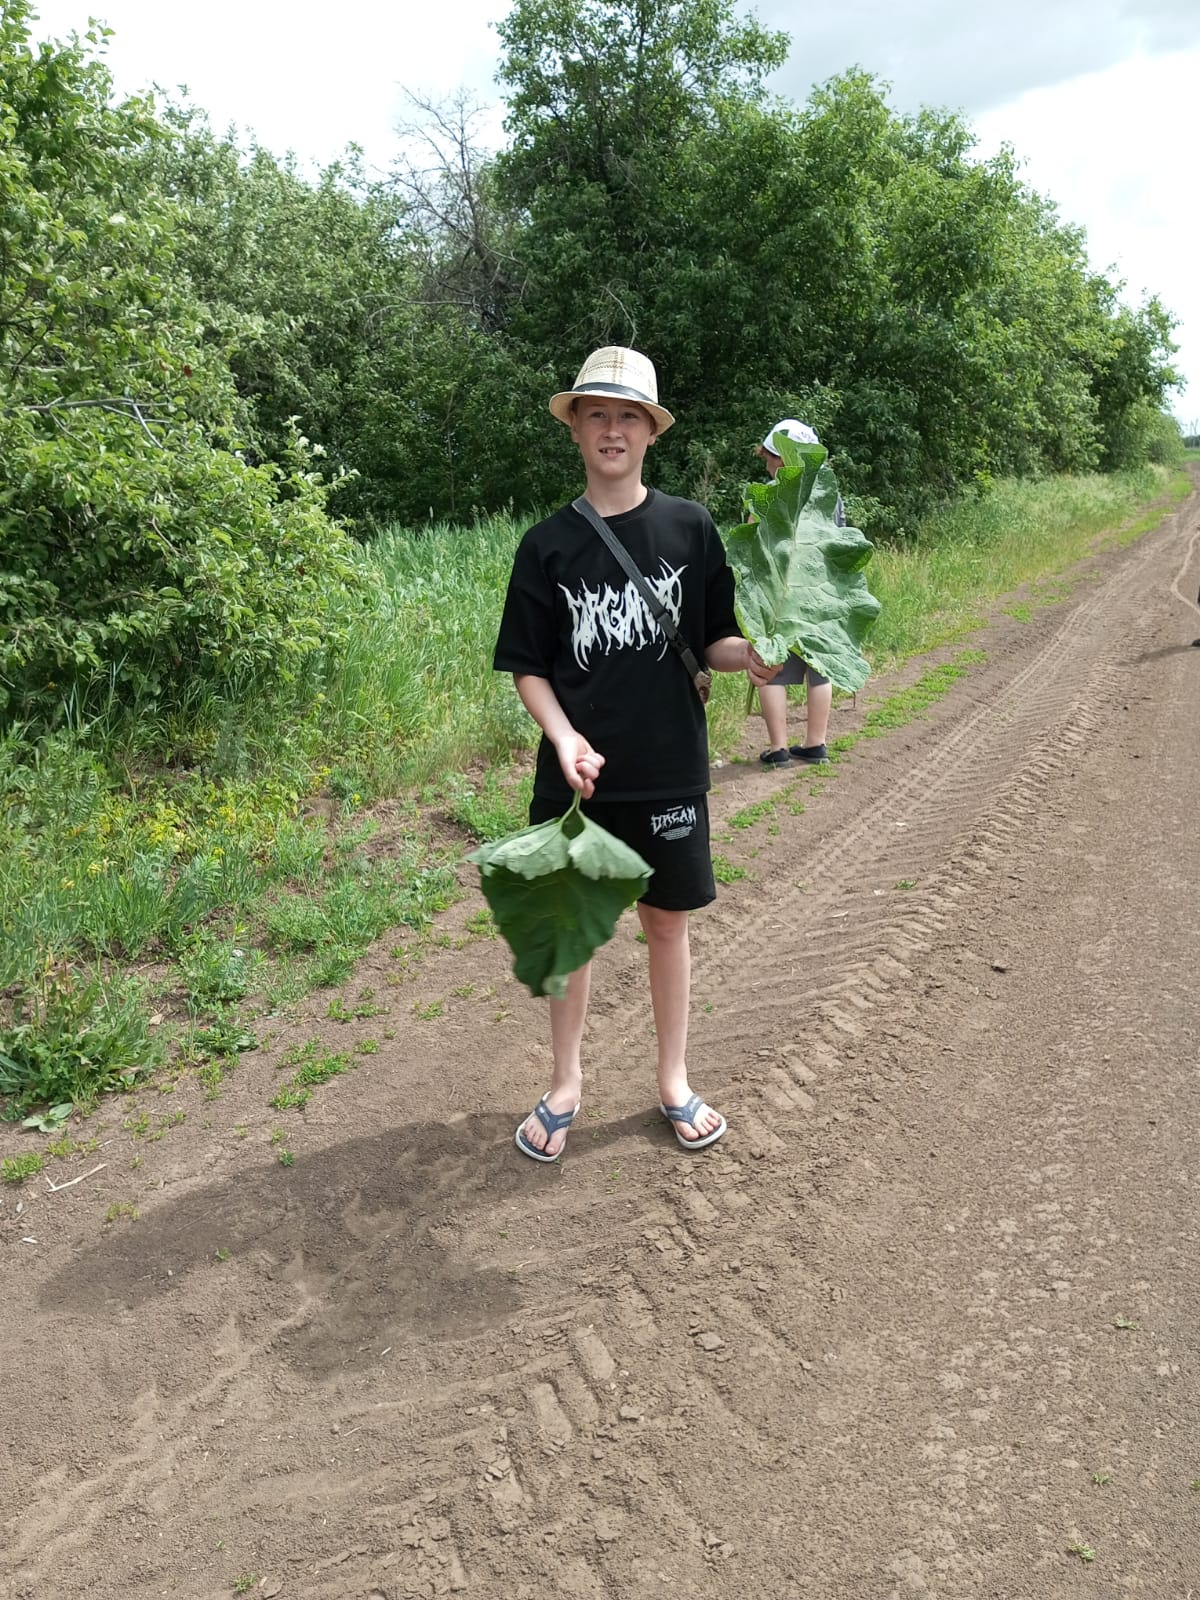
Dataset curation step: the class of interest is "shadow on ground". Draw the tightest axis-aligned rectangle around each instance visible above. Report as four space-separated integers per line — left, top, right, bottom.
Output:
36 1107 660 1375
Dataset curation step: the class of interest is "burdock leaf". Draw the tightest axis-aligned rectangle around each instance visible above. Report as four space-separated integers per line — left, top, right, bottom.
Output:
726 435 881 694
467 794 652 998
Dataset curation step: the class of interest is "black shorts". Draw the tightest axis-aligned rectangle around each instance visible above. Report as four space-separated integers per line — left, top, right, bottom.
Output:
529 793 715 912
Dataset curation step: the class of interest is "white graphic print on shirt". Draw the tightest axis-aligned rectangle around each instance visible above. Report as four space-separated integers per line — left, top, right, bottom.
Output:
560 562 686 669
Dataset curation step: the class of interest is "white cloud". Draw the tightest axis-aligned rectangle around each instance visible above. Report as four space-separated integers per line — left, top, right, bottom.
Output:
758 0 1200 115
974 49 1200 424
28 0 510 170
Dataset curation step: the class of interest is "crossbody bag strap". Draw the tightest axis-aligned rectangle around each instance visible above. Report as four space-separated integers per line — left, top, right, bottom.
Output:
572 497 712 702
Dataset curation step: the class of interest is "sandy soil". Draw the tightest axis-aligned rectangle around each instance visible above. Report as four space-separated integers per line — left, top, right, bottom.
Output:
3 473 1199 1600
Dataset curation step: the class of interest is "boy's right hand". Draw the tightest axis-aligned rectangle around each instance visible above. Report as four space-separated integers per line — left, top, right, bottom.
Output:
555 734 605 799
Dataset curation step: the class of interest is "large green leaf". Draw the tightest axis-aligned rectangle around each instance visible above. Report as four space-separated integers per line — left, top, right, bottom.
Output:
726 435 881 693
467 794 652 998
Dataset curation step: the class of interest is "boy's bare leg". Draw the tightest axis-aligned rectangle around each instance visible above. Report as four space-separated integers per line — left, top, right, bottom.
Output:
637 902 722 1141
759 682 788 751
519 961 591 1155
805 680 833 748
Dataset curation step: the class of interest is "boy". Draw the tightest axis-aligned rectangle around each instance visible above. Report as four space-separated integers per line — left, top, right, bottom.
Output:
753 418 838 768
493 346 780 1160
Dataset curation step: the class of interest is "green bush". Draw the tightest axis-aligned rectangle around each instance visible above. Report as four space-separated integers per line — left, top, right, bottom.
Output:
0 2 368 728
0 413 370 722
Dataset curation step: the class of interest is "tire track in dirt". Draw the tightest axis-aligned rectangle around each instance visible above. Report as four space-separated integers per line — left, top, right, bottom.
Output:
340 505 1192 1596
420 506 1192 1593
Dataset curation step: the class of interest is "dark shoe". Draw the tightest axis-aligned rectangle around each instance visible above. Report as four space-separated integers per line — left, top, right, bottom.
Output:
759 747 791 766
788 742 828 763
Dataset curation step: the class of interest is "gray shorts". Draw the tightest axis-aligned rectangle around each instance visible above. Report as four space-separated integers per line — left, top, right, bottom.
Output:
771 654 829 689
529 793 715 911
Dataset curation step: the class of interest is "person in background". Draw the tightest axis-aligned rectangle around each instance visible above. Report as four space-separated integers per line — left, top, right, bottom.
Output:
753 419 839 767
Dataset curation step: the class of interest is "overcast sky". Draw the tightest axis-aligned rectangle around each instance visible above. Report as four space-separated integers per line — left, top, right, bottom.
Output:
25 0 1200 427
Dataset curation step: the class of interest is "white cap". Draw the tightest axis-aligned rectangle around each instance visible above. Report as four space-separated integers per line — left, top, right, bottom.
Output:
762 418 819 453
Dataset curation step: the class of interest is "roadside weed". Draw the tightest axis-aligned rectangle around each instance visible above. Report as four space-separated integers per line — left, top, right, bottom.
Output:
180 933 259 1008
728 796 777 831
20 1103 72 1134
269 1041 353 1111
711 855 747 885
444 767 533 842
326 992 386 1022
1 1152 45 1183
0 964 161 1113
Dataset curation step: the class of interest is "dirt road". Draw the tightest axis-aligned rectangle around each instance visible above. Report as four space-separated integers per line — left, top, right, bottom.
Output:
3 477 1199 1600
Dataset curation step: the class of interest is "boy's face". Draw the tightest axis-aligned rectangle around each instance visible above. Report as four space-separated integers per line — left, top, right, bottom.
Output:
570 398 657 484
756 444 782 480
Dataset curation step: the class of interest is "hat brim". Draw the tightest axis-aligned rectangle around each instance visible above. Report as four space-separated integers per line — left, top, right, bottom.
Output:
549 384 674 433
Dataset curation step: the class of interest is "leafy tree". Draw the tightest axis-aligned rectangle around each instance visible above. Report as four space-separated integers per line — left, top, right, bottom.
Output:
10 0 1177 548
488 6 1181 529
494 0 786 350
0 1 364 726
135 104 407 505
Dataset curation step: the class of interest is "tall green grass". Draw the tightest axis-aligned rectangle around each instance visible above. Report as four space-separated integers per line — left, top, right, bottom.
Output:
320 513 532 793
0 464 1190 1113
864 466 1175 668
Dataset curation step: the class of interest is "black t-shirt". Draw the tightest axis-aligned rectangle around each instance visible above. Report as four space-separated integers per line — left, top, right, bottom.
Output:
494 489 742 802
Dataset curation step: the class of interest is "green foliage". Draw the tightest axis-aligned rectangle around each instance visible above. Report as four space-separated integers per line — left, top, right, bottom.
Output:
269 1040 353 1111
0 963 162 1113
2 1151 45 1182
489 7 1179 527
179 933 259 1008
444 767 534 842
10 0 1175 540
0 3 367 727
468 791 652 998
727 437 880 692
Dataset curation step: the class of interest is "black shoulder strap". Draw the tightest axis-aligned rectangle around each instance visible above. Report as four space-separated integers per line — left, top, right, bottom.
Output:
572 496 708 687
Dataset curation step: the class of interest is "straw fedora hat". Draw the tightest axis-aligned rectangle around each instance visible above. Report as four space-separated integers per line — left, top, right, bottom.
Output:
549 346 675 433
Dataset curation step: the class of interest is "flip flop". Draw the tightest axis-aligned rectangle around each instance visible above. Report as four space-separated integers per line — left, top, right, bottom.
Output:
515 1094 580 1162
660 1093 727 1151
